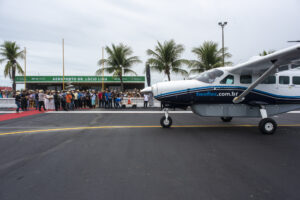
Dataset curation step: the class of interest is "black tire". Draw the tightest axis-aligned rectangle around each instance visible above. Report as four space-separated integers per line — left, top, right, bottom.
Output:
160 116 172 128
221 117 233 122
259 118 277 134
132 105 137 109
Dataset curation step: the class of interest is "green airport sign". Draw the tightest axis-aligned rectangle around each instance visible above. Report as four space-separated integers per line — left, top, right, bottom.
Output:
15 76 145 83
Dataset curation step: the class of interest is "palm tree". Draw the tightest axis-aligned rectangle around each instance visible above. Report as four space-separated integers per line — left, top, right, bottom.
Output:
0 41 24 91
96 43 141 92
259 50 275 56
146 39 188 81
189 41 232 74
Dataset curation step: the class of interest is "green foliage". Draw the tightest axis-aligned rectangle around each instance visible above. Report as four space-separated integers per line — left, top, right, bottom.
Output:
96 43 141 91
146 39 188 81
189 41 232 74
0 41 24 90
259 50 275 56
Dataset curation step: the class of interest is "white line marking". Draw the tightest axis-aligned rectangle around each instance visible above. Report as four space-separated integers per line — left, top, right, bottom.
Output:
0 111 20 113
46 111 193 114
1 110 300 114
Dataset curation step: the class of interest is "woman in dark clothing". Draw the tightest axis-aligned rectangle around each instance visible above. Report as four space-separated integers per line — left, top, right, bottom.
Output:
15 91 21 113
21 91 27 111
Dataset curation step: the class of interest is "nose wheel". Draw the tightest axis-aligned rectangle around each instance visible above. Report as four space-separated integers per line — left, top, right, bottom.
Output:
160 108 173 128
259 118 277 134
258 106 277 134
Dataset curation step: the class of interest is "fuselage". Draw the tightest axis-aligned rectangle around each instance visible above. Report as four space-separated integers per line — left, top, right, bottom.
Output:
152 67 300 106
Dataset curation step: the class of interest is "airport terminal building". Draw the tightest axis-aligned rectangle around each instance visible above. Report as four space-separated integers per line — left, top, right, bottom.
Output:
15 75 145 91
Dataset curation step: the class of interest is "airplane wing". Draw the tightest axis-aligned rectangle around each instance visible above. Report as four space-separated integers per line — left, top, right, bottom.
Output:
229 44 300 75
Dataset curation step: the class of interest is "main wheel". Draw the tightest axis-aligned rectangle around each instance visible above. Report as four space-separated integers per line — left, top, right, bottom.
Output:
160 116 172 128
259 118 277 134
221 117 233 122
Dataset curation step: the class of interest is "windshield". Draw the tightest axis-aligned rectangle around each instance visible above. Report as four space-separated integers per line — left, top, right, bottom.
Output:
194 69 224 83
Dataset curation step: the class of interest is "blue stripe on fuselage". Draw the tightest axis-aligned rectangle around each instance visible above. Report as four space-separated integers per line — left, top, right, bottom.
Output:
154 86 300 99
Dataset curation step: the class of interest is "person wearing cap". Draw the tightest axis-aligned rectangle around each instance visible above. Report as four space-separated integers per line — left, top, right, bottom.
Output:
15 91 21 113
38 90 47 111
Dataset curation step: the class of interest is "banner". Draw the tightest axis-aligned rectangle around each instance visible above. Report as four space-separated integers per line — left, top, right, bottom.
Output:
16 76 145 83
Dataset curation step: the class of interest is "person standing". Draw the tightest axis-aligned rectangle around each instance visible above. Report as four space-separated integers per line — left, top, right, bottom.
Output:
38 90 46 111
78 90 82 108
54 91 60 111
46 91 55 110
107 90 112 108
61 90 67 111
91 91 97 109
66 91 72 110
144 93 149 108
85 91 91 108
15 91 21 113
34 90 39 110
21 90 27 111
98 91 103 108
74 90 78 109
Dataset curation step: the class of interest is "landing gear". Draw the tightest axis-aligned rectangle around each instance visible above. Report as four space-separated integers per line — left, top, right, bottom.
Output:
221 117 233 122
160 108 172 128
259 118 277 134
258 106 277 134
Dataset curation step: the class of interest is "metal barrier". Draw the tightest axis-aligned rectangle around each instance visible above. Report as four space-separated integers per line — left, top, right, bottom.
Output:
0 98 17 108
121 97 160 108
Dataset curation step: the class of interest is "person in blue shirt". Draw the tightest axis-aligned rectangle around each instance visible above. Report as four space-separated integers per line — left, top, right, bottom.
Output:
104 90 109 109
77 91 82 108
107 91 112 108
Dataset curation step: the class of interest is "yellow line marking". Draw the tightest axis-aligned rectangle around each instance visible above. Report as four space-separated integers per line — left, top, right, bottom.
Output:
1 124 300 136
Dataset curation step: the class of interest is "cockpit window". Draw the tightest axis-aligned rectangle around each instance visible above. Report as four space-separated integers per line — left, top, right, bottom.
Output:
220 75 234 84
195 69 224 83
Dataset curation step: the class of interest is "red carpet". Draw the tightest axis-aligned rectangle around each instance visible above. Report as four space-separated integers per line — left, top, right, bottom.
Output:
0 110 45 122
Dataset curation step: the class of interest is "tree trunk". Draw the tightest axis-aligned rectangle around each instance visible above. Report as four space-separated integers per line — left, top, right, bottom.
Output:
167 73 171 81
12 65 16 91
120 75 124 92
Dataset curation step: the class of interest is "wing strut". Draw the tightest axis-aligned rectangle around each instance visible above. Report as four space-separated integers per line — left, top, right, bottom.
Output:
233 62 278 104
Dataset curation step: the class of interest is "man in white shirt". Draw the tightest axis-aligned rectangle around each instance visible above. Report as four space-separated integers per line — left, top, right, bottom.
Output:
144 93 149 108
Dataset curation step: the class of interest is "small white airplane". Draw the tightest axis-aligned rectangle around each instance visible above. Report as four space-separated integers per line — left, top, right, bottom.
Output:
142 44 300 134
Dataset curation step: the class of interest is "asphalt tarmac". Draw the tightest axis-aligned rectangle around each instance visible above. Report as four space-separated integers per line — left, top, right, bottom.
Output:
0 112 300 200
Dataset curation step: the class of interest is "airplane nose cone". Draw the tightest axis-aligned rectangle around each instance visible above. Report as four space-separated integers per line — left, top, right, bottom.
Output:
141 86 152 93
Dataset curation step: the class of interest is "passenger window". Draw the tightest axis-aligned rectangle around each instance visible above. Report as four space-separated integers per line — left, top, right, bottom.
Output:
291 64 300 69
261 76 276 84
240 75 252 84
279 76 290 84
293 76 300 85
220 75 234 84
278 65 288 72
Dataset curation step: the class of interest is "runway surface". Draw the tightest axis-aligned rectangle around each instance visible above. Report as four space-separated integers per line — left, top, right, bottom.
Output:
0 111 300 200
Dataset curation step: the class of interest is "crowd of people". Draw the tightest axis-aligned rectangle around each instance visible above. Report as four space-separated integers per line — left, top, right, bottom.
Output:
13 89 150 113
0 90 14 98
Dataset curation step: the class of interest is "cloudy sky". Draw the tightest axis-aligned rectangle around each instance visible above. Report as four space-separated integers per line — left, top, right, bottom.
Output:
0 0 299 88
